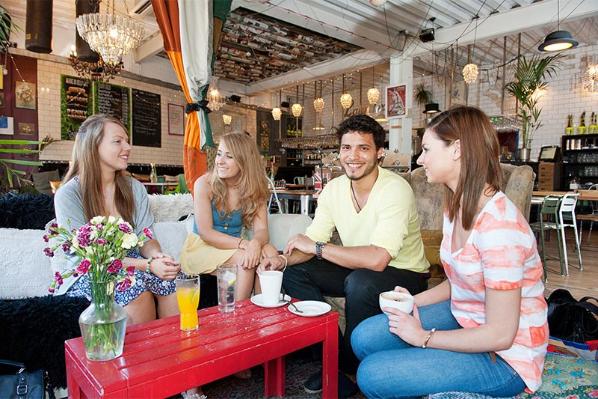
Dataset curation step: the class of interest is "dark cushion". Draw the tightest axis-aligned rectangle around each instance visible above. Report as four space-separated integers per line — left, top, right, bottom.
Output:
0 296 89 388
0 193 55 229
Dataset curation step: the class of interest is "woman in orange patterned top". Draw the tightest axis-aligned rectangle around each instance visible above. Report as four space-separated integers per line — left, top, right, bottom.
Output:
351 106 547 398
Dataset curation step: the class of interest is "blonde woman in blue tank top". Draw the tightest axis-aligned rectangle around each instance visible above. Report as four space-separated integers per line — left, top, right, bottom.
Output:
180 133 284 301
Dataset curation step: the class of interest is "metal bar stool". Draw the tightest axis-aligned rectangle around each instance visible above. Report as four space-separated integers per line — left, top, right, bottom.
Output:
558 193 583 274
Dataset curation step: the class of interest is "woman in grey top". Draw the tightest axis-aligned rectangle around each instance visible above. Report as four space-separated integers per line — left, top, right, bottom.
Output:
54 114 180 325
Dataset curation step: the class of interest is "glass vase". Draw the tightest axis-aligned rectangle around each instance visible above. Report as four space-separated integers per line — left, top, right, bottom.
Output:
79 280 128 361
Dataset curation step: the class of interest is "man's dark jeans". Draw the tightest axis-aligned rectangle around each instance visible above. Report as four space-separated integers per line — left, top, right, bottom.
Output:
282 257 429 373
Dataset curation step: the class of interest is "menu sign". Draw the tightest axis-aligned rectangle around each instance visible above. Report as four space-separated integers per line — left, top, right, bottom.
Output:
132 89 161 148
60 75 92 140
94 82 131 132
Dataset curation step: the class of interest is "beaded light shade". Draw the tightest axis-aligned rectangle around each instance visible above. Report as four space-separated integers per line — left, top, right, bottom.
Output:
222 114 232 125
462 63 478 84
367 87 380 104
271 107 282 120
291 103 303 117
340 93 353 109
313 97 325 113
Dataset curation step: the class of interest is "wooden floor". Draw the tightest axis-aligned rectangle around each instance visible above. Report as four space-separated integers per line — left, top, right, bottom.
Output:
543 227 598 300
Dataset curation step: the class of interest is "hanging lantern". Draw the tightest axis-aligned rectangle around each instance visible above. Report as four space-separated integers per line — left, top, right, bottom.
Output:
291 103 303 117
340 93 353 109
313 97 325 113
222 114 232 125
367 87 380 105
462 63 478 84
271 107 282 120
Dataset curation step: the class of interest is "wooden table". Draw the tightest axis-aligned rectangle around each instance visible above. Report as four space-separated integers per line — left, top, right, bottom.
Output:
65 299 338 398
533 190 598 201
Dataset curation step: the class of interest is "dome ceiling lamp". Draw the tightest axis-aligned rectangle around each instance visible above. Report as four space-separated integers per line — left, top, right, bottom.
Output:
539 0 578 52
367 66 381 105
340 74 353 110
462 16 479 85
424 51 440 115
272 89 282 121
76 0 145 65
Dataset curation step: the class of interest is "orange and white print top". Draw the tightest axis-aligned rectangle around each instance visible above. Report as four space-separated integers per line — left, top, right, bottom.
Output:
440 191 548 392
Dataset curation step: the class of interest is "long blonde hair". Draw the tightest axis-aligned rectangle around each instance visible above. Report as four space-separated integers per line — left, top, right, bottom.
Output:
210 133 269 228
63 114 134 224
427 106 502 230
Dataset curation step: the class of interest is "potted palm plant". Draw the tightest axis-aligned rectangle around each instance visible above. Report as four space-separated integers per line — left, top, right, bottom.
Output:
505 55 561 161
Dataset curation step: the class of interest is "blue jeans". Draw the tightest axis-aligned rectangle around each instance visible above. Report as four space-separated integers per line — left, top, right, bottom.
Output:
351 300 526 398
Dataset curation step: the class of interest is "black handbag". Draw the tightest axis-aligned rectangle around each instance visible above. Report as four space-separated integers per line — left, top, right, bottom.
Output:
0 359 53 399
547 289 598 343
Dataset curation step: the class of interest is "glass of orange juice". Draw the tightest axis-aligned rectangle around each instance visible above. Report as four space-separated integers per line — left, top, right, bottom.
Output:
175 276 200 331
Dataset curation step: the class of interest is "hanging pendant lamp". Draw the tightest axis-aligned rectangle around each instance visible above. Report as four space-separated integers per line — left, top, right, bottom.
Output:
539 0 578 52
367 66 380 105
340 74 353 110
272 90 282 120
291 85 303 117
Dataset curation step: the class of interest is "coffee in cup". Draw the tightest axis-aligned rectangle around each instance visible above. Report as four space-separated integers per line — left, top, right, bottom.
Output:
379 291 414 315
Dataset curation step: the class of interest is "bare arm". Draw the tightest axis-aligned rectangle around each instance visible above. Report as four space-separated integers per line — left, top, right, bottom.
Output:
283 234 391 271
387 287 521 352
413 279 451 306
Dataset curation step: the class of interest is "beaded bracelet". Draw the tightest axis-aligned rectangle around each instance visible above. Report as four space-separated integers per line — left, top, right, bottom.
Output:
145 257 154 274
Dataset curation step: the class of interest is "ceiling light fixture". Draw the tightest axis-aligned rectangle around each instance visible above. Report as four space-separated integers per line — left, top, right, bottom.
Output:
313 80 326 131
369 0 387 6
272 89 282 120
340 74 353 110
463 17 479 85
367 66 380 105
207 79 225 111
222 114 232 125
539 0 578 52
291 85 303 118
68 45 122 82
76 0 145 65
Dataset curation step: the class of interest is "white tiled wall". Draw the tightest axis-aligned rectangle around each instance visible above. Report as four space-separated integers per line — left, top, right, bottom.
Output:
16 49 187 166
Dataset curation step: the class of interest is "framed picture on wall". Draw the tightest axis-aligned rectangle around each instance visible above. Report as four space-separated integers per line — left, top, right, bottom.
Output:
386 84 407 118
168 103 184 136
15 81 36 110
18 122 35 136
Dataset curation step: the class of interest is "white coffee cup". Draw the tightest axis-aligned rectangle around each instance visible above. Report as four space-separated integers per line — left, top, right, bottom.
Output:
259 271 284 306
379 291 414 315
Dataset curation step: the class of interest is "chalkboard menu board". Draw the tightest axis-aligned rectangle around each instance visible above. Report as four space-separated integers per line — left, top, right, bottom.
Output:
93 82 131 132
60 75 93 140
132 89 161 148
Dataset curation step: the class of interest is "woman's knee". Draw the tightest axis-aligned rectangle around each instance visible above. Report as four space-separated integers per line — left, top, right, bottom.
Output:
125 291 156 325
351 314 387 360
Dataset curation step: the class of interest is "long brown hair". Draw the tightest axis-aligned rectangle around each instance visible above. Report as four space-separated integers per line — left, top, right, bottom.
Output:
427 106 502 230
62 114 134 224
210 133 269 228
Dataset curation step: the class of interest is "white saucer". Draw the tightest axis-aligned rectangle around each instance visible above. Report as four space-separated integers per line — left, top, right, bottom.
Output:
288 301 332 317
250 293 291 308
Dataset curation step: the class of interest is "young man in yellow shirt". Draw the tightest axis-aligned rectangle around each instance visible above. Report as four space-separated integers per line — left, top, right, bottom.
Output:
271 115 430 397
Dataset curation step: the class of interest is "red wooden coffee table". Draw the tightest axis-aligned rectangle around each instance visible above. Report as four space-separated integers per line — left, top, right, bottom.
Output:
65 299 338 398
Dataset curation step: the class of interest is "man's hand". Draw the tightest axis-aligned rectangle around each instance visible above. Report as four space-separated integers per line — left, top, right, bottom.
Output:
258 255 286 272
284 234 316 256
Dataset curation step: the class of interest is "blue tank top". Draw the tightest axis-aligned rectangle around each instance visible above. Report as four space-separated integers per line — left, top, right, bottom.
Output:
193 201 243 238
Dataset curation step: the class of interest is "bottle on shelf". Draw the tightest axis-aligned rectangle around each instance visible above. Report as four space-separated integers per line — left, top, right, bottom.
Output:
565 114 574 135
150 163 158 183
578 111 587 135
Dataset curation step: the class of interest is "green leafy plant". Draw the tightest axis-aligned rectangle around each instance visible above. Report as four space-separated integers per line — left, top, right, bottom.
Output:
505 55 561 149
414 83 432 106
0 139 42 189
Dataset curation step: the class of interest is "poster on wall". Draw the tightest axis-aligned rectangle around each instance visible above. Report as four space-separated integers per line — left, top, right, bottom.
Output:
94 81 131 133
0 116 14 135
18 122 35 136
15 81 36 110
168 103 184 136
132 88 161 147
386 84 407 118
256 109 274 155
60 75 92 140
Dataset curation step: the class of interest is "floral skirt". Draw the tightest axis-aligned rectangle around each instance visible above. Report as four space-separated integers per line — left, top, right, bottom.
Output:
66 249 176 306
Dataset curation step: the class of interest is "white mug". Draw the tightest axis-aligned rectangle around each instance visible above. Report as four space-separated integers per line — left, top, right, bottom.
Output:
259 271 283 306
379 291 414 315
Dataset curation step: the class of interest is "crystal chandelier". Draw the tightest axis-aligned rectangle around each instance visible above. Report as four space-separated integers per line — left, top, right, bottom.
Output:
76 0 145 65
222 114 232 125
207 87 225 111
340 74 353 110
463 63 478 84
68 46 121 82
584 64 598 92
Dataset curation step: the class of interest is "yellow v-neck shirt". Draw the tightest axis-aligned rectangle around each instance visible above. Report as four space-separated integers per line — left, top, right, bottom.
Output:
305 167 429 273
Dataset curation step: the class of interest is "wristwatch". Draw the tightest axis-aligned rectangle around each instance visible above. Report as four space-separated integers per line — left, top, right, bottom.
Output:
315 241 326 259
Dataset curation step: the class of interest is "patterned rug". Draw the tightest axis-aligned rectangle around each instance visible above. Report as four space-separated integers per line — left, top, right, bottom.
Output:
198 352 597 399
